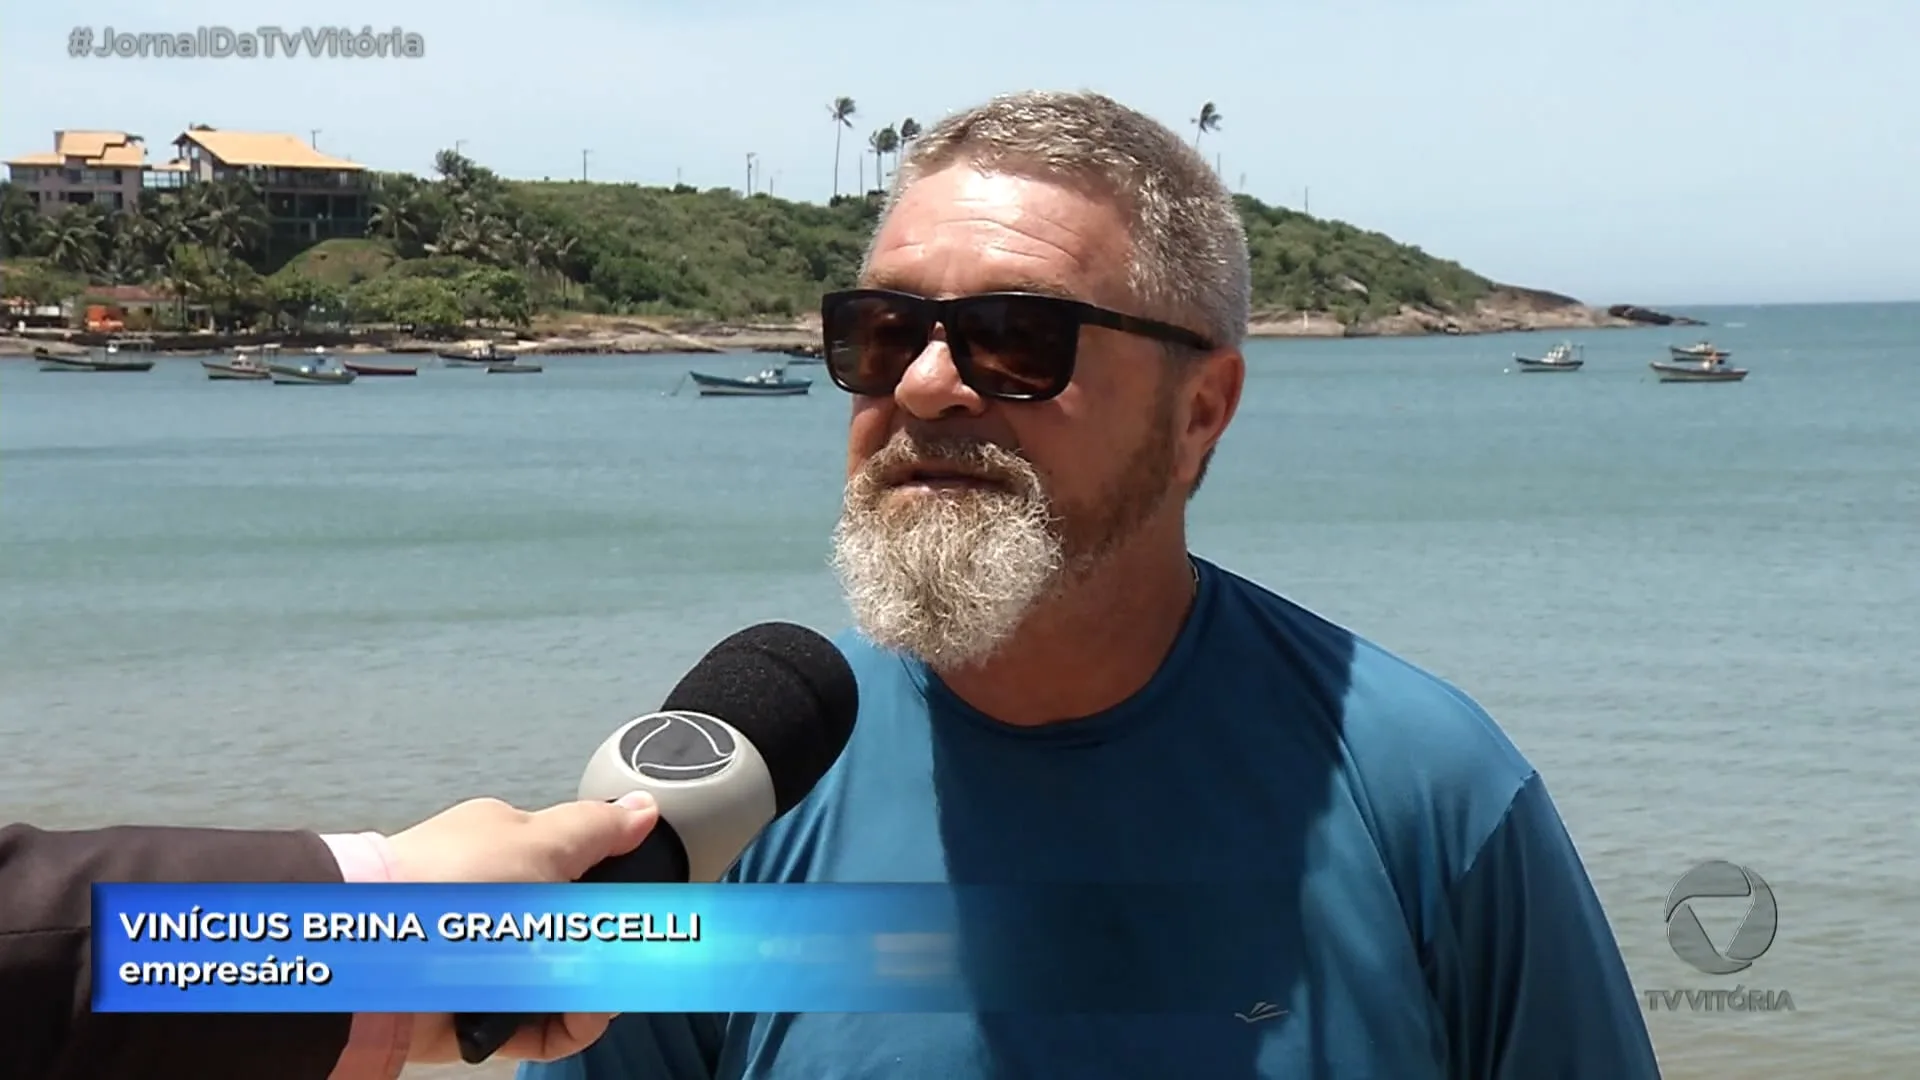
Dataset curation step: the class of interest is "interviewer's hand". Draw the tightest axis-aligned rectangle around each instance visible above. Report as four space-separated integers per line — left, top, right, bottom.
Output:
379 792 659 1065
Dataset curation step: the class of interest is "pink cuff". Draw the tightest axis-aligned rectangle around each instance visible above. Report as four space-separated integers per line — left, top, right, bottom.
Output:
322 831 400 884
322 833 410 1079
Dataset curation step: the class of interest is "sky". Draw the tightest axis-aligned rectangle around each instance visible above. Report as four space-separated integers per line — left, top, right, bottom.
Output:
4 0 1915 307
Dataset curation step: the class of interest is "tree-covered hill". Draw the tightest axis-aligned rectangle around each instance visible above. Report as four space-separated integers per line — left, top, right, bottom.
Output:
2 148 1506 332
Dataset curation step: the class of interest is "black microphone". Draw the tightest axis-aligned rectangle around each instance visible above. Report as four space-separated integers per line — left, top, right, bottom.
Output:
453 622 860 1064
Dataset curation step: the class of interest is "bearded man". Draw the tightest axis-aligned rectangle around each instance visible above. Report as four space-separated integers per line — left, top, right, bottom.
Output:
524 90 1658 1080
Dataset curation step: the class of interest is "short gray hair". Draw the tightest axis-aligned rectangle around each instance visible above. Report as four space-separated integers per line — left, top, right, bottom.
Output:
870 90 1250 352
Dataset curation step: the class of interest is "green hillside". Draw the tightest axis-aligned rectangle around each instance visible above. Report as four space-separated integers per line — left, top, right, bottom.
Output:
1 150 1497 331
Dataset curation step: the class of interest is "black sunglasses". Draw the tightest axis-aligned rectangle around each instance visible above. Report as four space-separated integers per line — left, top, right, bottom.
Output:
820 288 1214 403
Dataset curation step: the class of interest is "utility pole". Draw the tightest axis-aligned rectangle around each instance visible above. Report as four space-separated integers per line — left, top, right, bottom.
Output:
454 138 466 155
310 129 321 149
746 152 757 195
581 149 592 181
1304 186 1311 215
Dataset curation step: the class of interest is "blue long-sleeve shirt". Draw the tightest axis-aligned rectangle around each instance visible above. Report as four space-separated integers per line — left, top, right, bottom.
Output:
523 556 1659 1079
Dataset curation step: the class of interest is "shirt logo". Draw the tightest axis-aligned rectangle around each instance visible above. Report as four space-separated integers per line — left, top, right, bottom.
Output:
1234 1001 1287 1024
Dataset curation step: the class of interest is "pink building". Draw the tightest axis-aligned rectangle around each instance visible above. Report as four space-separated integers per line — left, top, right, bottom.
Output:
4 130 153 215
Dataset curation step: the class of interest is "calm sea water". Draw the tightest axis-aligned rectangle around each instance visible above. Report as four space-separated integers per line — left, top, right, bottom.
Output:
3 304 1916 1078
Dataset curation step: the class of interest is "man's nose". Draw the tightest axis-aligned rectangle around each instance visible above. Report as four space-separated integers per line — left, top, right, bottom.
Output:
895 326 986 420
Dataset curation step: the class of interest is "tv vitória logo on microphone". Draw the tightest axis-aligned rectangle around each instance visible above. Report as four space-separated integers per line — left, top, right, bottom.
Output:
620 711 738 780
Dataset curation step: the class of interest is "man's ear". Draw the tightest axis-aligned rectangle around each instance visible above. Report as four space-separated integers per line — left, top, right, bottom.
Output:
1180 348 1243 494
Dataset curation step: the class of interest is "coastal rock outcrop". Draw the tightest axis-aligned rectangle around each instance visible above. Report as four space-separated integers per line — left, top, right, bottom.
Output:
1607 304 1706 327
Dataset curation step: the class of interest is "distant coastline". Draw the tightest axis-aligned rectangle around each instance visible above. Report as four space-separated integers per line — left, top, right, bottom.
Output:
0 294 1705 359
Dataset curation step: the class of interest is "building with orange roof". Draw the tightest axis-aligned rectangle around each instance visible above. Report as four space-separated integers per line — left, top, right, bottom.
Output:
4 124 374 248
4 130 152 215
170 125 372 245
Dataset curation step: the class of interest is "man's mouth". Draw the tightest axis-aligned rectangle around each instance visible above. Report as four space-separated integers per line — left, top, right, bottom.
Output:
887 463 1009 491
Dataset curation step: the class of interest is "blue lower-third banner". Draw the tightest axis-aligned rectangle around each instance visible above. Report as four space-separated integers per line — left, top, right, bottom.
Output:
92 882 1290 1013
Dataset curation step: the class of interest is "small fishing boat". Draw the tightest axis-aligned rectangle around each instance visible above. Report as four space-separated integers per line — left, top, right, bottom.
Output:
1511 341 1584 373
269 360 357 385
38 342 154 372
202 355 270 380
439 342 510 367
343 358 418 376
1651 359 1748 383
203 344 275 380
1669 341 1731 362
486 360 543 374
688 365 812 397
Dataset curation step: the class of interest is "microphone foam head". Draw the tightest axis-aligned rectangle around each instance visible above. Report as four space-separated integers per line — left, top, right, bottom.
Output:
660 622 859 813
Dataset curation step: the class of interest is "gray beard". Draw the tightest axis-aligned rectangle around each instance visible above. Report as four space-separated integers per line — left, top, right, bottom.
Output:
831 408 1177 671
831 472 1064 671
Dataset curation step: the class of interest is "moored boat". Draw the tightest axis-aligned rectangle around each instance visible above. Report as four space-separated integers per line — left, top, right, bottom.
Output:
688 365 811 397
1669 341 1731 362
269 361 357 385
342 359 418 376
1511 341 1584 373
39 342 154 372
203 344 276 380
486 360 543 374
1651 359 1748 383
438 341 514 367
202 356 270 380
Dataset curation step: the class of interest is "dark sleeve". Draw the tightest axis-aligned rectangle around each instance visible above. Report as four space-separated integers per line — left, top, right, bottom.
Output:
0 823 355 1080
1421 774 1664 1080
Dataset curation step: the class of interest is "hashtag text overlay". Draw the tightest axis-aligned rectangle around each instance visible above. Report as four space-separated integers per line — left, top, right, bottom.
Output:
70 26 425 59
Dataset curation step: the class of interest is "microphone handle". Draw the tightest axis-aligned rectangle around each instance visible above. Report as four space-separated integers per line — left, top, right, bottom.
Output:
452 820 692 1064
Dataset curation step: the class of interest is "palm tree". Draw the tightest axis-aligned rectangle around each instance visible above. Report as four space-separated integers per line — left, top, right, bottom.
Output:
891 120 921 185
427 196 513 263
183 178 269 257
104 212 160 283
875 126 902 190
543 231 579 308
1192 102 1222 150
160 244 211 328
0 183 46 258
44 206 108 275
433 149 480 192
827 97 857 198
869 126 900 191
368 175 435 253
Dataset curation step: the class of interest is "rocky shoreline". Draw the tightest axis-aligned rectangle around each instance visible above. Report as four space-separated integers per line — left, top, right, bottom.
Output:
0 294 1703 359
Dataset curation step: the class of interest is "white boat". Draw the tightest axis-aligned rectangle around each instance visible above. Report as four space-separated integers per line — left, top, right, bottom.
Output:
1669 341 1731 362
203 344 276 380
439 341 515 367
1651 359 1748 383
1511 341 1584 373
687 365 811 397
269 360 356 385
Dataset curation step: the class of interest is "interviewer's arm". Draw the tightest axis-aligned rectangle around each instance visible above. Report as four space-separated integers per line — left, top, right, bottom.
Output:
0 794 656 1080
322 832 411 1079
0 821 355 1080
